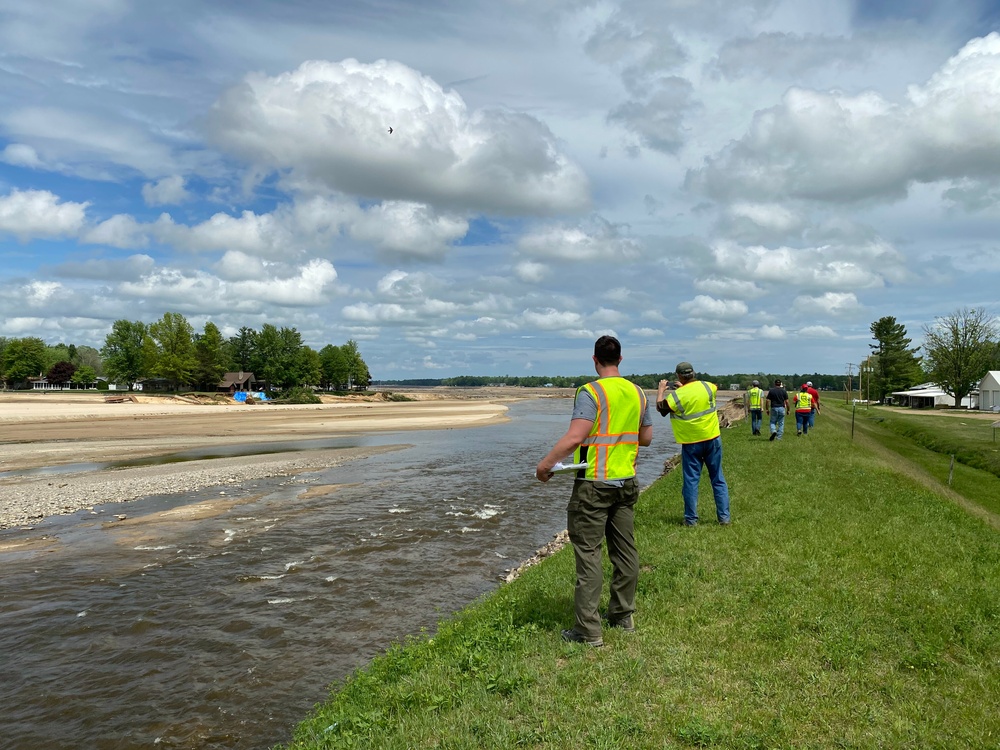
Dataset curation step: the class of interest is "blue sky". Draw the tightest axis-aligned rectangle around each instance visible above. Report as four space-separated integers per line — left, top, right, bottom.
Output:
1 0 998 378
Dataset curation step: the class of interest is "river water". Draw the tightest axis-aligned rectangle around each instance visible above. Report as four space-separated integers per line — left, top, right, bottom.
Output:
0 397 679 750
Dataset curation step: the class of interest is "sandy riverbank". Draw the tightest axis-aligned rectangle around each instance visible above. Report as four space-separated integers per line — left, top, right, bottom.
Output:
0 390 515 530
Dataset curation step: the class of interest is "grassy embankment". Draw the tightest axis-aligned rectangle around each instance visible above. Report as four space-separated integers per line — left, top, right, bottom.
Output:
278 405 1000 749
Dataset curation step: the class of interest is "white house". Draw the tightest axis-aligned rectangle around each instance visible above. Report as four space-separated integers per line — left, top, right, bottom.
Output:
979 371 1000 412
890 382 977 409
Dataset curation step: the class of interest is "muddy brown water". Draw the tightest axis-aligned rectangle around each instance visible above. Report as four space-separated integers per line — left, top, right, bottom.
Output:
0 399 681 749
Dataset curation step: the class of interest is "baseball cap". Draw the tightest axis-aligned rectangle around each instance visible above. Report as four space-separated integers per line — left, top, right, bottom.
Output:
801 384 809 390
806 381 813 386
675 361 694 375
752 379 759 386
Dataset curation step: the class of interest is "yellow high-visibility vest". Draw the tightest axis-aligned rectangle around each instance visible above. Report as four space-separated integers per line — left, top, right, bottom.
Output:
795 391 813 411
665 381 720 444
573 377 647 481
747 387 763 409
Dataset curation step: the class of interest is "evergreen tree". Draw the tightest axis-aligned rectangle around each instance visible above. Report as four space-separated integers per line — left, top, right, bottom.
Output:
194 321 229 390
869 316 922 402
228 326 257 372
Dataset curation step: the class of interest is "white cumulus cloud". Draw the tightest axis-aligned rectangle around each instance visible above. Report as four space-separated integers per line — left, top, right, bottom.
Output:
689 33 1000 205
0 189 88 240
207 58 589 215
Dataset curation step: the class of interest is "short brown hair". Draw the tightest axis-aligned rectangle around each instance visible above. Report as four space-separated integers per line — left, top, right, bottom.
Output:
594 335 621 366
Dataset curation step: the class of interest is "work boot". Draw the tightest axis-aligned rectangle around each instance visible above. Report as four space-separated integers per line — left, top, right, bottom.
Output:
561 628 604 647
607 615 636 633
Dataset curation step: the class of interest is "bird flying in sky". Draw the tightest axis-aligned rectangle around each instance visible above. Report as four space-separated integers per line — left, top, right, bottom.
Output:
388 126 393 134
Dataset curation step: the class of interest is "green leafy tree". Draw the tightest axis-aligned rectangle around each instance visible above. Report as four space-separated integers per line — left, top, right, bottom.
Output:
101 320 150 390
297 345 322 388
149 312 197 390
247 325 317 389
922 307 1000 407
250 324 284 389
319 344 349 389
341 340 370 389
869 316 922 403
277 327 308 388
195 321 229 390
0 336 9 386
45 343 72 371
2 337 48 387
47 360 77 385
71 365 97 386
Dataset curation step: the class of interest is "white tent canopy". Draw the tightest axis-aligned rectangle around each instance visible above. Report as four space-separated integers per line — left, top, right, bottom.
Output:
890 382 977 409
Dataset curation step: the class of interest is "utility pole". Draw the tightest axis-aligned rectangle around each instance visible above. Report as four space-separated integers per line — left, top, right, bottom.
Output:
846 363 855 403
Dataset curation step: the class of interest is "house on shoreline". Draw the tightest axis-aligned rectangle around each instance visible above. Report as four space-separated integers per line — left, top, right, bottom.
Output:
218 372 257 394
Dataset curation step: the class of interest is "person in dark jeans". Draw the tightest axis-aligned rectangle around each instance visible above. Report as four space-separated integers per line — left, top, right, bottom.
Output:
765 378 789 441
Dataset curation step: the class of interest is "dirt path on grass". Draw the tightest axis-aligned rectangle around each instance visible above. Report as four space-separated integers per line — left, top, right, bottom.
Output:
824 407 1000 531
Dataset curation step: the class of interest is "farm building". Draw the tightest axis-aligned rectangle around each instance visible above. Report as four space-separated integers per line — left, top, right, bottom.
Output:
890 382 977 409
979 371 1000 412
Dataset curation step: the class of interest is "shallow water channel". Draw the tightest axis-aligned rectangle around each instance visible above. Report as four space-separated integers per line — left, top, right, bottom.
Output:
0 398 679 749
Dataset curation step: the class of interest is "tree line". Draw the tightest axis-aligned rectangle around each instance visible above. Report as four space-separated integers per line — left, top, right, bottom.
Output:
0 313 371 392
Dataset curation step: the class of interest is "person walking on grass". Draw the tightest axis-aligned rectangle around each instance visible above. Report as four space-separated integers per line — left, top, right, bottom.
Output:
536 335 653 647
803 381 821 429
765 378 789 441
794 384 814 436
656 362 731 527
746 379 765 435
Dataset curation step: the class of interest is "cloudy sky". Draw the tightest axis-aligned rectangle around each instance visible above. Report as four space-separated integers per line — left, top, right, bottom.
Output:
1 0 999 379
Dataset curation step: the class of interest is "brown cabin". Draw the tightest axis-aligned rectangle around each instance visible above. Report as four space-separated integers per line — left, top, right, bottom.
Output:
218 371 257 393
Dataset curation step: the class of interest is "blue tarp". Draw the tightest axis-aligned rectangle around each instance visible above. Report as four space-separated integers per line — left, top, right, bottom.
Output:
233 391 268 402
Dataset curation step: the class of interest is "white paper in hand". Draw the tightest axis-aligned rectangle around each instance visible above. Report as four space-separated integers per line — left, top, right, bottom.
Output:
550 461 588 474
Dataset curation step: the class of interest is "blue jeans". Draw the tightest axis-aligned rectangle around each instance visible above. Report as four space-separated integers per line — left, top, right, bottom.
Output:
796 411 810 434
769 407 785 439
680 437 730 525
750 409 763 434
809 409 816 429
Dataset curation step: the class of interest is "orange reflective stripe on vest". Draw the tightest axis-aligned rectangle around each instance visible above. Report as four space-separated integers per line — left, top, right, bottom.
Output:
573 377 646 481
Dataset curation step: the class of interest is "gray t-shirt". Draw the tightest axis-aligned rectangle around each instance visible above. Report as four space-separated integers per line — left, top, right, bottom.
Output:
571 383 653 485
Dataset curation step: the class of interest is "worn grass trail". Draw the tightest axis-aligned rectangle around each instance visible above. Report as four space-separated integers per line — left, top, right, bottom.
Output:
279 409 1000 750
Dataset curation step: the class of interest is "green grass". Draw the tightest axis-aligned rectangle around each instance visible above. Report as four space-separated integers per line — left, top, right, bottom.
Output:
827 404 1000 518
838 404 1000 479
277 413 1000 750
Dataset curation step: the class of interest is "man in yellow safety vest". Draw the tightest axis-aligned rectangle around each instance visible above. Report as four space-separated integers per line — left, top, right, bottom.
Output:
745 379 765 435
657 362 731 527
536 335 653 647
